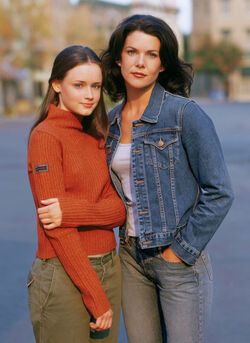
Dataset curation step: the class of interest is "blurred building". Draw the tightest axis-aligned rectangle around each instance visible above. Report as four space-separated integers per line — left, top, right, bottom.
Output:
0 0 70 115
73 0 129 52
191 0 250 101
0 0 183 115
130 0 182 51
75 0 181 53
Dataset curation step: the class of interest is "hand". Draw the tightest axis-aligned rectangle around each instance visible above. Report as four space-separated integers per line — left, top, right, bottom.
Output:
37 198 62 230
161 247 183 263
89 309 113 331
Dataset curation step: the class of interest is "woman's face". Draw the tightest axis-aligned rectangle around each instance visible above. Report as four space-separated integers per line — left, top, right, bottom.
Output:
52 63 102 116
119 30 164 92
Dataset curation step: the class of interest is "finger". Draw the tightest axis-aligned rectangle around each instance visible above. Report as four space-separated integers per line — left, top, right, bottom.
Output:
95 317 102 329
44 223 57 230
105 316 112 330
104 315 111 329
40 218 52 225
107 317 112 329
94 317 105 331
99 315 111 331
41 198 58 205
89 322 98 330
38 213 50 220
37 207 49 214
90 323 101 331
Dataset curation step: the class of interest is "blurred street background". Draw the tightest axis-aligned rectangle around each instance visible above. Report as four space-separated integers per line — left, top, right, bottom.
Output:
1 0 250 342
0 101 250 343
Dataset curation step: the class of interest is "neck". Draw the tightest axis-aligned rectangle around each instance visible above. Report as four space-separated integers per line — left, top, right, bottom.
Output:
124 83 155 120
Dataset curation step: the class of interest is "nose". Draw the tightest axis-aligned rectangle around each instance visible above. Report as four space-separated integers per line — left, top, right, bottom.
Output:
136 53 145 68
85 86 94 100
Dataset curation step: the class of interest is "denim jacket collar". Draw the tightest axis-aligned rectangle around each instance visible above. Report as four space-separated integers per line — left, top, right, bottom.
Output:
109 82 166 125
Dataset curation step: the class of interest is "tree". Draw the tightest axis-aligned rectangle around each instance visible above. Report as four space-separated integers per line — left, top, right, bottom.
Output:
0 0 52 70
65 5 107 54
193 37 242 97
0 4 16 59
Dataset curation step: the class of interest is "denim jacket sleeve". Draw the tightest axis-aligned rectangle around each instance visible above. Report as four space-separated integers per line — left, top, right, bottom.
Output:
171 101 234 265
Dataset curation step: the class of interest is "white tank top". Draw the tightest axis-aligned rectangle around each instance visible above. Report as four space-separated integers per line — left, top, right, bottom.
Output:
111 143 139 237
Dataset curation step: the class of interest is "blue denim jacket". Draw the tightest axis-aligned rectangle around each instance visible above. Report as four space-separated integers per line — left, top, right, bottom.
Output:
107 83 234 265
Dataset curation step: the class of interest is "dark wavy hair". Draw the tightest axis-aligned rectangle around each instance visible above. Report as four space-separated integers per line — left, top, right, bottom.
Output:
30 45 108 140
101 14 193 102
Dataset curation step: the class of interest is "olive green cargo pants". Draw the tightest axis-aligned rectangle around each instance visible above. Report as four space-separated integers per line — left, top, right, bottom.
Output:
27 250 121 343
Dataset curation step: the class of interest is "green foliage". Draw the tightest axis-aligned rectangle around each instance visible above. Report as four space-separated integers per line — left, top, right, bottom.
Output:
0 1 51 69
193 37 242 77
103 93 119 112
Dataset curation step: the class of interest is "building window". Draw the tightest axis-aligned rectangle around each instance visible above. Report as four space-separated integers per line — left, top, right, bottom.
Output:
221 29 231 40
220 0 230 15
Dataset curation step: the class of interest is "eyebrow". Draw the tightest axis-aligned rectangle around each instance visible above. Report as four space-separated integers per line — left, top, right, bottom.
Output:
125 46 159 52
73 80 102 84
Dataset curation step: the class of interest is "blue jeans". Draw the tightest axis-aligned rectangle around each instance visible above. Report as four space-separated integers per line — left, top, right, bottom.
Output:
120 237 213 343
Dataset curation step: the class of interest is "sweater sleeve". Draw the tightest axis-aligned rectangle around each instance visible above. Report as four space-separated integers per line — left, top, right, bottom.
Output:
28 129 110 318
59 182 126 228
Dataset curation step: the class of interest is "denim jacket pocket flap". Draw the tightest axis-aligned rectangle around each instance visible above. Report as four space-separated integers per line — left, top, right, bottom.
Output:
144 133 178 151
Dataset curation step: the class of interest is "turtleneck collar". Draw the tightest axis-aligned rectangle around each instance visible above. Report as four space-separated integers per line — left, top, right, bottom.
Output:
47 104 83 131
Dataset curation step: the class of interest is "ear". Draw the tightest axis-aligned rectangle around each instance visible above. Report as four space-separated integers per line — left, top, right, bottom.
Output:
52 80 61 93
159 65 165 72
116 60 121 67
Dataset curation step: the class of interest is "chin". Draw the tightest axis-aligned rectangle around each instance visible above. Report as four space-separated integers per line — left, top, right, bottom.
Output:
79 112 93 117
127 78 153 89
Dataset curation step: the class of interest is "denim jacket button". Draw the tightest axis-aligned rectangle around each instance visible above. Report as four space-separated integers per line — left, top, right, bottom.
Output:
157 138 165 147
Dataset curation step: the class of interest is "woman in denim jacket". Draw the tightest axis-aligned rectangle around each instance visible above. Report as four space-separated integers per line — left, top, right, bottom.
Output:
100 14 234 343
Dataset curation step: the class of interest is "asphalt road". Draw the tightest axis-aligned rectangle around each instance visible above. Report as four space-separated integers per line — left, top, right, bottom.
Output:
0 101 249 343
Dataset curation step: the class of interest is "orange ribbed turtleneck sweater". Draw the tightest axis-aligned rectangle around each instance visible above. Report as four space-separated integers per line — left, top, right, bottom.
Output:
28 104 126 318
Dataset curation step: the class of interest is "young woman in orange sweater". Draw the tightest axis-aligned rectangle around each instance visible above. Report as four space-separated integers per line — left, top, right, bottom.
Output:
27 45 126 343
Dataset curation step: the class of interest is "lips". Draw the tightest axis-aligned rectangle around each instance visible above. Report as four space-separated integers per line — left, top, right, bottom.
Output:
82 103 93 108
132 72 146 78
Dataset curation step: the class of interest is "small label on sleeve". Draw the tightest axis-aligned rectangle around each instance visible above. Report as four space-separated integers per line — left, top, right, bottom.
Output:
35 164 49 173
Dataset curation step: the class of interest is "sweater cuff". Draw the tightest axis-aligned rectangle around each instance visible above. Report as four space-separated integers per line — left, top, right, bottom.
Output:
86 292 111 319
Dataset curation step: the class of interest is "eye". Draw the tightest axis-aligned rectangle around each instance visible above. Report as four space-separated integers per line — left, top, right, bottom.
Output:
74 83 83 88
92 84 101 89
127 49 135 56
148 52 158 58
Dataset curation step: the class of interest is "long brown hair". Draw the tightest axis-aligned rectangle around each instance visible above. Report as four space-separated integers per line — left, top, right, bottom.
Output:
30 45 108 140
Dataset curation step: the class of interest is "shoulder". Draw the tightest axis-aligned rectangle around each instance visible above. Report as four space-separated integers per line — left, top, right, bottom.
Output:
163 90 192 111
29 123 61 148
31 119 61 140
181 99 214 128
163 91 212 124
28 126 63 162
